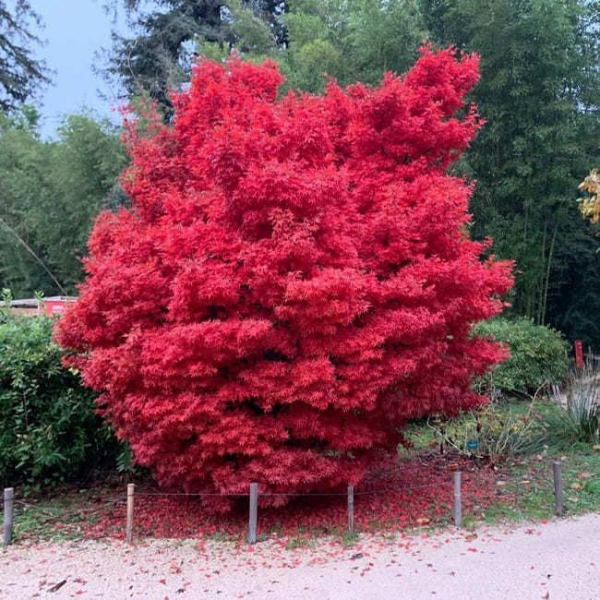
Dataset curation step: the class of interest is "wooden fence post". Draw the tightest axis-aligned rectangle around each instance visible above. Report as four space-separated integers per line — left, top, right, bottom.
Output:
453 471 462 528
126 483 135 545
3 488 14 546
553 461 564 516
347 485 355 535
248 483 258 544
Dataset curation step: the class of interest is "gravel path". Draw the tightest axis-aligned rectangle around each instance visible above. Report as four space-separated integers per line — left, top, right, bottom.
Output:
1 514 599 599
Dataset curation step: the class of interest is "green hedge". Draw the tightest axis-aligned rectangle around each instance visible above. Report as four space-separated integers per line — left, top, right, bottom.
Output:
0 301 118 488
473 317 570 395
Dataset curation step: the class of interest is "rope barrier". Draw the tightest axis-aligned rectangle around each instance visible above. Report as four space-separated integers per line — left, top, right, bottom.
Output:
124 470 552 499
4 460 569 546
134 491 249 497
132 483 456 499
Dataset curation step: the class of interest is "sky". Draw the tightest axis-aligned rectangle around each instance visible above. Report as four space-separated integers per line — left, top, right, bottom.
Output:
30 0 129 138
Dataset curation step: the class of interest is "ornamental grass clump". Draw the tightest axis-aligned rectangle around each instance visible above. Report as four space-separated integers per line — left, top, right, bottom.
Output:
548 363 600 447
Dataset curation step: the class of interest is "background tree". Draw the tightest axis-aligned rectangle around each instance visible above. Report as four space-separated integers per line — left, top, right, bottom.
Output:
104 0 281 119
420 0 600 342
247 0 600 346
57 52 512 506
0 0 50 113
0 111 128 296
0 108 58 295
282 0 425 92
40 114 129 290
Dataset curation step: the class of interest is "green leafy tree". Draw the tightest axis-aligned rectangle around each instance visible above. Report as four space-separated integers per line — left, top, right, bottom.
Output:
105 1 425 110
0 112 128 296
421 0 600 341
0 108 58 295
40 114 129 290
282 0 425 92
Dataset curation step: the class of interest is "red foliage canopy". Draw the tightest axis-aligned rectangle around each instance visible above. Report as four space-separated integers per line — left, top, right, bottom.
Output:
57 48 512 506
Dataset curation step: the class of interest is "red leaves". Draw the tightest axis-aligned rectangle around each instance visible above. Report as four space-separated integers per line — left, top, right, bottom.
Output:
81 456 509 541
56 48 512 508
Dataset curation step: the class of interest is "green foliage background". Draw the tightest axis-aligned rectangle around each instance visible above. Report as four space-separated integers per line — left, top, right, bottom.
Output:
474 317 570 394
3 0 600 351
0 111 128 297
0 299 118 488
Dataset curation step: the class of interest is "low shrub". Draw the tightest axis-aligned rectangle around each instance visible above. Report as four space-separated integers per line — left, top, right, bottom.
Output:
473 317 570 395
427 399 546 464
0 294 119 489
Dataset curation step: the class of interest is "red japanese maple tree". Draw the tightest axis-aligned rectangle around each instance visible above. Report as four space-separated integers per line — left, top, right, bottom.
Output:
57 48 512 506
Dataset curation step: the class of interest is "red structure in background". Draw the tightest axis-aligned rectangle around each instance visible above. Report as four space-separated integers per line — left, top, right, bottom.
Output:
8 296 77 317
574 339 584 369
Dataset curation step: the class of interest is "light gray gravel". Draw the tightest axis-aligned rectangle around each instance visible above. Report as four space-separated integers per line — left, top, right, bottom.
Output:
1 513 599 599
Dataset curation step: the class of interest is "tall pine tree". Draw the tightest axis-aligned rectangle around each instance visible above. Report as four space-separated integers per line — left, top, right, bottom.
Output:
0 0 49 113
104 0 282 118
